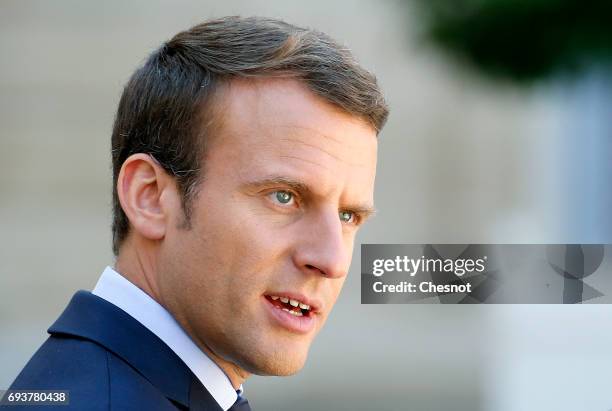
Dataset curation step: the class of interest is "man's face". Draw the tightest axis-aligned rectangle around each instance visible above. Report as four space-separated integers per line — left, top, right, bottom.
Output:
158 78 378 377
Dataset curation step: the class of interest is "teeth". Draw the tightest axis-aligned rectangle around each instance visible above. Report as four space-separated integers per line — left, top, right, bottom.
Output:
269 295 311 312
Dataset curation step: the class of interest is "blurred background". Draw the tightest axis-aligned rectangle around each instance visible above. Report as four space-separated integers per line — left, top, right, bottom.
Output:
1 1 611 410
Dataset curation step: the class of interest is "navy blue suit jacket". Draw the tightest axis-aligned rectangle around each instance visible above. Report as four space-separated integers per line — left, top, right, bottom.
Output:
3 291 223 410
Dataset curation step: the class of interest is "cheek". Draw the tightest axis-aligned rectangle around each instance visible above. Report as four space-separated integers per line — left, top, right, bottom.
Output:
331 276 347 303
188 197 289 290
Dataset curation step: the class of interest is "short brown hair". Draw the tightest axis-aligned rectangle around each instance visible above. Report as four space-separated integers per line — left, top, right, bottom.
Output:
111 16 389 255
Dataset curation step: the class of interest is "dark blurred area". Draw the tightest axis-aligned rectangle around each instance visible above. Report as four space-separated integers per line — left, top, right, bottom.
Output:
413 0 612 82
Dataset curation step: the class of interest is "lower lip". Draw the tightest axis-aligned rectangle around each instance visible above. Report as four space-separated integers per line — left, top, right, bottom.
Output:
263 297 316 334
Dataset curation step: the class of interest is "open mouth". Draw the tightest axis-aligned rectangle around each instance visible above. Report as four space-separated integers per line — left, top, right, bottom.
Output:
265 295 312 317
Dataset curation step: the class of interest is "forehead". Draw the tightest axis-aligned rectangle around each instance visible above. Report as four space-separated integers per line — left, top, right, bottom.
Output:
206 78 378 200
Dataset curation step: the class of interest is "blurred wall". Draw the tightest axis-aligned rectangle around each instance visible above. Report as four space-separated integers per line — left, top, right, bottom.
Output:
1 1 611 410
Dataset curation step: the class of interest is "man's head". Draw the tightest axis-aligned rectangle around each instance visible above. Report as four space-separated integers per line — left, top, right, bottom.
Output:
111 16 388 383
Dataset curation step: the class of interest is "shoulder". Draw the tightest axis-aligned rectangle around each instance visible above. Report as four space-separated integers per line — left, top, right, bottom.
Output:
9 335 108 394
6 335 109 410
5 335 179 411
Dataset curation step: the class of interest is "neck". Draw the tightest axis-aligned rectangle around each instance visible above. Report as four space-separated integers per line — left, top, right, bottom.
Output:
195 341 251 390
114 243 250 390
115 242 161 303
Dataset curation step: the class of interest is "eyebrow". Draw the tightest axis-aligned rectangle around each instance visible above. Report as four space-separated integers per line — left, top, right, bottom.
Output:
241 176 377 220
243 176 312 196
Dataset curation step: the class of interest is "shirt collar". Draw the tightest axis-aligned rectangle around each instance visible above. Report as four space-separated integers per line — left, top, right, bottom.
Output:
93 266 241 411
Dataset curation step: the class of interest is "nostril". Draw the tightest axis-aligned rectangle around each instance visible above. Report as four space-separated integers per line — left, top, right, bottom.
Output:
305 264 326 276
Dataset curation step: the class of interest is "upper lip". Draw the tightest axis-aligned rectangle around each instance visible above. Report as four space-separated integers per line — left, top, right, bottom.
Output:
264 291 322 314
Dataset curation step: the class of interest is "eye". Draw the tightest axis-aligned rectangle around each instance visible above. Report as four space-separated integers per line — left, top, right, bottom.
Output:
339 210 356 224
269 190 295 206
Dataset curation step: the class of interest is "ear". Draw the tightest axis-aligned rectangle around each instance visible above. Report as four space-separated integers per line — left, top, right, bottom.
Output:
116 154 181 242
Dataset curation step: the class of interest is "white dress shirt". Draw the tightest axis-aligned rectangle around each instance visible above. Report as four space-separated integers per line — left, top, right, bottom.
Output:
92 266 240 410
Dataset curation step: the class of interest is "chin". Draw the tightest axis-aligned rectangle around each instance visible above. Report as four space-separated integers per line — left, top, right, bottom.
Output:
237 344 310 377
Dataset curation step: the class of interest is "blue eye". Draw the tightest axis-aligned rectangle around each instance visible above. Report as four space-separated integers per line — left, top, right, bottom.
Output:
339 211 355 223
272 191 294 205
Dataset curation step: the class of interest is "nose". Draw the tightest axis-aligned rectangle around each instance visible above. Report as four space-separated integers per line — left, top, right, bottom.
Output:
292 209 351 279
